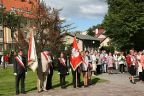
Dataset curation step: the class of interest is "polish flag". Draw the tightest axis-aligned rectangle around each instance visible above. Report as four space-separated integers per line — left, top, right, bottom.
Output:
70 37 82 71
28 32 38 72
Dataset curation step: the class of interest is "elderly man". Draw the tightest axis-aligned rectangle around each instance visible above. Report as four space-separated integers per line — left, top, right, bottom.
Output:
37 50 52 92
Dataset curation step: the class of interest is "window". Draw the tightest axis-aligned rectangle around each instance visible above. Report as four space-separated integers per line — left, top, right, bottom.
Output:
21 0 26 2
0 30 3 38
0 44 2 51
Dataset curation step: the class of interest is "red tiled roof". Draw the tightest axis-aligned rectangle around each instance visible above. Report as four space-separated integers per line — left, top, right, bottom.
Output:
95 28 105 38
0 0 40 18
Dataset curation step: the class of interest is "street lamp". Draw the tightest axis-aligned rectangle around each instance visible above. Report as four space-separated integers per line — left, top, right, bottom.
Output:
0 3 5 69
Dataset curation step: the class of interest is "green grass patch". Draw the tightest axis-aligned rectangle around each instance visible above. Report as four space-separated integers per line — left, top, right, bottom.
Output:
0 67 106 96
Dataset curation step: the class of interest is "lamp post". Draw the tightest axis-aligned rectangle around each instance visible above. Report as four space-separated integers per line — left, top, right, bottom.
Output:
0 3 5 69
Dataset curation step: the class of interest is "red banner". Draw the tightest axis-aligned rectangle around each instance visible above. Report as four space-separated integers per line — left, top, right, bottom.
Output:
70 37 82 71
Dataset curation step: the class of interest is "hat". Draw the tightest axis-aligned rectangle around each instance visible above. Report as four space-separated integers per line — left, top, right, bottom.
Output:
42 48 51 52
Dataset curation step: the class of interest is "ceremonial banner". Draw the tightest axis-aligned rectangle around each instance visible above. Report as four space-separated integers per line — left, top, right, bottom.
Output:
28 32 38 72
70 37 82 71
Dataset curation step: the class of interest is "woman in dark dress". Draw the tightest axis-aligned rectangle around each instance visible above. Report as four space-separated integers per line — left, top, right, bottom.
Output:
58 52 68 88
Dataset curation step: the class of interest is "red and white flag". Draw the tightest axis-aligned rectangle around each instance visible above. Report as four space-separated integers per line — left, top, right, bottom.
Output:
70 37 82 71
28 32 38 72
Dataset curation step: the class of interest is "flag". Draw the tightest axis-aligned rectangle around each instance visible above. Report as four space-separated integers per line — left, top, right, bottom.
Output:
28 32 38 72
70 37 82 71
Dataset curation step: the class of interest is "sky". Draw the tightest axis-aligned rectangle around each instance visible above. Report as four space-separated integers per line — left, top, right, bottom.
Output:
43 0 108 32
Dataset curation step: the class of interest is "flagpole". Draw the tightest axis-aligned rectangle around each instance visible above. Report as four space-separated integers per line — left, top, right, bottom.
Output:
76 68 78 88
75 33 78 88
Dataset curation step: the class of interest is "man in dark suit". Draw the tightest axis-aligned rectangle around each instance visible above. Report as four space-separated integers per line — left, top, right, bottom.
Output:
46 54 54 90
13 50 27 95
72 67 81 88
58 52 69 88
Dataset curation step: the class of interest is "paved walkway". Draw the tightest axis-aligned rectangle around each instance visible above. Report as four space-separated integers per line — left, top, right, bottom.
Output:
24 71 144 96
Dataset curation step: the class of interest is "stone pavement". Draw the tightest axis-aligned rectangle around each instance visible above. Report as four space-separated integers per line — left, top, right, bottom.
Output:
22 72 144 96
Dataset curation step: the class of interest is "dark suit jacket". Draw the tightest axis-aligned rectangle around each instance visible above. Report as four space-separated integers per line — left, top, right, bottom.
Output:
58 58 68 75
14 56 27 74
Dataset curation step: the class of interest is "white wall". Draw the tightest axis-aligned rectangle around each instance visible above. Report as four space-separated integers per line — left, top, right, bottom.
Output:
64 35 83 51
100 37 110 47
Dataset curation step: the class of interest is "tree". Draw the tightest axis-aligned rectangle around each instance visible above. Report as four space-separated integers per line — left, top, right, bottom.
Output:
0 6 28 52
103 0 144 51
31 2 63 56
0 1 64 56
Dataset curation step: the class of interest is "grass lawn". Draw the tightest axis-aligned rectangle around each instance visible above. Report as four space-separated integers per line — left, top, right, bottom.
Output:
0 67 107 96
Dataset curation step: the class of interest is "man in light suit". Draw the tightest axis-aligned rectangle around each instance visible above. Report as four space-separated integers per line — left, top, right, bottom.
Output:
37 50 52 92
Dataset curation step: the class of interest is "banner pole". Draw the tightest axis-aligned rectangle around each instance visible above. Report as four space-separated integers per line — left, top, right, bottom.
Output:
76 69 78 88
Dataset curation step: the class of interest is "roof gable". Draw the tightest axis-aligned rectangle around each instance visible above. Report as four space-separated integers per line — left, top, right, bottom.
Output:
62 32 100 41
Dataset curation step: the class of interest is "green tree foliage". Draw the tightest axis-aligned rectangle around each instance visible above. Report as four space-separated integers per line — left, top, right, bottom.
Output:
103 0 144 51
32 3 63 57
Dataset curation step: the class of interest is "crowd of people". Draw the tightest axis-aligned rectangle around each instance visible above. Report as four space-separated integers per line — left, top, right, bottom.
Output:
79 49 144 85
8 48 144 95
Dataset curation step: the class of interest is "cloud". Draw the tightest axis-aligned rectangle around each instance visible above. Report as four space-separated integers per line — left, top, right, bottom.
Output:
80 4 107 15
44 0 108 19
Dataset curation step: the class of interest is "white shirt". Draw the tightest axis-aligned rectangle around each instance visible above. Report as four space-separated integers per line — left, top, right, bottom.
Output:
118 56 125 65
131 56 137 65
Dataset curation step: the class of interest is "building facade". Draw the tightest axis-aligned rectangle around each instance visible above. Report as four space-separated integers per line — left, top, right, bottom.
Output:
62 33 100 52
0 0 40 55
94 28 110 48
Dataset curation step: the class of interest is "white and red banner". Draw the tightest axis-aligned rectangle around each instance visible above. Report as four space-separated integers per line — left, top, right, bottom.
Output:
70 37 82 71
28 32 38 72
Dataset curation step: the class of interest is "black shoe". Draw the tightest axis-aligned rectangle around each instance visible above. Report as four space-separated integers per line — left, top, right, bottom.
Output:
21 91 26 94
84 85 88 88
132 82 136 84
38 90 43 93
61 85 66 89
21 92 26 94
16 91 19 95
73 86 76 88
78 85 82 88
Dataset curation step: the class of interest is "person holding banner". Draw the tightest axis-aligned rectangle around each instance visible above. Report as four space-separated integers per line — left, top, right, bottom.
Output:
58 52 69 89
13 50 27 95
72 66 81 88
37 50 51 92
70 37 82 88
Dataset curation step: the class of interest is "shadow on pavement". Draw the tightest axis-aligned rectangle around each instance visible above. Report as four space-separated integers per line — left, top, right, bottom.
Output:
26 87 37 93
52 83 61 88
52 81 73 89
91 78 100 85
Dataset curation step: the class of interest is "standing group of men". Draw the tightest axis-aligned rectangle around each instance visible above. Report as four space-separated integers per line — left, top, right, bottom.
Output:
13 49 54 95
